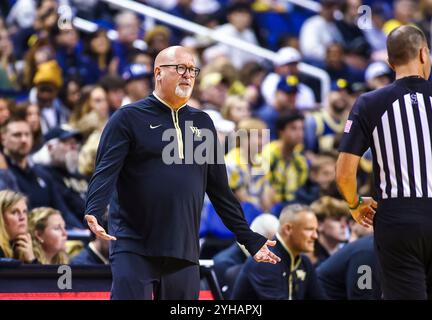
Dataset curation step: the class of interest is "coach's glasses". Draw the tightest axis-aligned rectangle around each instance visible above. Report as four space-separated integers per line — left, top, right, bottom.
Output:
158 64 200 78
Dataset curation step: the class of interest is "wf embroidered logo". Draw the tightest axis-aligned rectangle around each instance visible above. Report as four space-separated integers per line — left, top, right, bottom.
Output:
190 126 201 137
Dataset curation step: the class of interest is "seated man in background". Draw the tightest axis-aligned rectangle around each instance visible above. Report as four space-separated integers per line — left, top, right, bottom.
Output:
213 213 279 299
38 127 88 224
1 117 84 229
231 204 327 300
316 228 381 299
310 196 350 266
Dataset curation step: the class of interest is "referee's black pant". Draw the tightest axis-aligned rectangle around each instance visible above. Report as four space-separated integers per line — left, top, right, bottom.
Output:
374 199 432 300
110 252 200 300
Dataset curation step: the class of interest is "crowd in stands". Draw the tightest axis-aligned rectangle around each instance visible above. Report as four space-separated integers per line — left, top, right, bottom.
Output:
0 0 427 299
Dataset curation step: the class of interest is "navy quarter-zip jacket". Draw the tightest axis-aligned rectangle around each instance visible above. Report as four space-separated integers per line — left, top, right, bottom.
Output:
85 94 267 264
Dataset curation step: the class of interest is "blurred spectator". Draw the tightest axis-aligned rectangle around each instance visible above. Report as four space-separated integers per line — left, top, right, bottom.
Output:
0 27 18 90
215 3 262 69
225 118 267 209
128 49 154 71
382 0 417 35
204 109 235 147
144 25 172 58
13 101 44 153
221 95 251 126
416 0 432 47
316 234 381 299
335 0 372 68
168 0 197 43
304 79 352 155
258 75 300 139
239 62 267 110
310 196 350 266
58 77 82 113
79 28 115 85
0 190 36 263
295 155 339 205
41 127 87 224
261 47 316 110
29 207 68 264
6 0 36 30
78 126 102 178
12 0 59 59
365 61 393 90
30 60 70 133
99 74 126 112
69 0 113 22
112 11 142 73
0 97 11 126
121 63 153 105
99 75 126 113
299 0 342 61
261 112 308 214
231 204 326 300
53 25 82 82
69 85 109 138
363 2 391 59
321 43 365 83
213 213 279 299
1 117 84 229
23 38 56 89
0 153 19 191
200 72 229 112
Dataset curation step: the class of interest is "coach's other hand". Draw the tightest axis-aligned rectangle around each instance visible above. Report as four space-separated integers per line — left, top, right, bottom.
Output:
85 215 117 241
253 240 281 264
350 197 377 228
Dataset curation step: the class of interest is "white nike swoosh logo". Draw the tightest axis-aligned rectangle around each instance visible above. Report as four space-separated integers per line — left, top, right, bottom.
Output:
150 124 162 129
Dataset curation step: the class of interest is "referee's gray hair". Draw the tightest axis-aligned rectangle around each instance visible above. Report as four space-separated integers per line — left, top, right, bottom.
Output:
279 203 314 226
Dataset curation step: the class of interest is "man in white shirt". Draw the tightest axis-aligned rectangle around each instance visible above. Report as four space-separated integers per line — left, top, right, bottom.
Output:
261 47 317 110
299 0 342 61
215 3 262 69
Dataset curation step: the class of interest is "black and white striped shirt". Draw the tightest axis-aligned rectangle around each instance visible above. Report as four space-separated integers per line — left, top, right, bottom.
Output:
339 76 432 201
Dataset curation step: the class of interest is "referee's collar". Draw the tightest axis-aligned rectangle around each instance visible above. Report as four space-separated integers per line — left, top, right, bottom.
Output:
394 75 427 85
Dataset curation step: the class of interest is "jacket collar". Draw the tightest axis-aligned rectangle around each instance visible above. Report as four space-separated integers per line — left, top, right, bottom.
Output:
152 91 187 113
276 233 302 271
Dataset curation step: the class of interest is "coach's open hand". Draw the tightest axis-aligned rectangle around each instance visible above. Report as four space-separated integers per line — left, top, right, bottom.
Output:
253 240 281 264
350 197 377 228
85 215 117 241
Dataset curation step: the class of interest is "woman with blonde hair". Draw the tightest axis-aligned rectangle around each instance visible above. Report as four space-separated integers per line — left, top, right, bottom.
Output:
221 95 251 126
29 207 69 264
0 190 36 263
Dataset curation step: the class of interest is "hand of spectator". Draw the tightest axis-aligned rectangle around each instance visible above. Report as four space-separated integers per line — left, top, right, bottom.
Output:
253 240 281 264
350 197 377 228
85 214 117 241
14 233 35 263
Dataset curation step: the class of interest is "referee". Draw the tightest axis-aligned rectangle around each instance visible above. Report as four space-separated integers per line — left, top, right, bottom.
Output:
336 25 432 299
